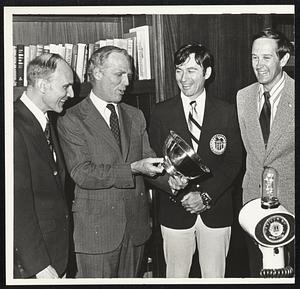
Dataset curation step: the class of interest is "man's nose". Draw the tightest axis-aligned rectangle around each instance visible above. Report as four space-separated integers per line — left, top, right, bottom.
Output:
67 86 74 98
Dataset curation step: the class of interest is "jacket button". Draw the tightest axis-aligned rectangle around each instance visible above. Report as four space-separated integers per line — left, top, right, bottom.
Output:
53 171 58 176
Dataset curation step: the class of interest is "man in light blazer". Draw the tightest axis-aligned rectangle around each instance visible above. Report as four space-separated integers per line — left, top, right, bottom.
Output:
14 54 74 278
236 28 294 276
149 43 243 278
57 46 164 278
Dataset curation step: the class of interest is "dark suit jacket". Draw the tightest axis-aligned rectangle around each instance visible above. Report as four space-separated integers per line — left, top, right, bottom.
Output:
57 96 154 254
14 99 69 278
149 95 242 229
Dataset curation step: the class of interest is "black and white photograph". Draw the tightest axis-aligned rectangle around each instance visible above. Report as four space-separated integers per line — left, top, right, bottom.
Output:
3 2 295 286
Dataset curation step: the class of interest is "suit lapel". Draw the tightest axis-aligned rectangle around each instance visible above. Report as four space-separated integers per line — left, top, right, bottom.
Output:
82 97 122 158
16 101 58 172
266 78 294 157
118 104 131 161
245 85 266 159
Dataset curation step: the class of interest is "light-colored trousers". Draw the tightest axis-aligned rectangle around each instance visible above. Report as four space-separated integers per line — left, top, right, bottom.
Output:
161 214 231 278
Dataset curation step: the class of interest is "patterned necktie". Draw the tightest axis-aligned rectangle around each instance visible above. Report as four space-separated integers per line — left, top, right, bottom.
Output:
44 121 56 161
259 91 271 147
107 103 122 150
188 100 202 152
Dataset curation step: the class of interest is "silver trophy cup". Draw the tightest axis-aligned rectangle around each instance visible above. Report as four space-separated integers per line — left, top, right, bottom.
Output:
162 130 211 180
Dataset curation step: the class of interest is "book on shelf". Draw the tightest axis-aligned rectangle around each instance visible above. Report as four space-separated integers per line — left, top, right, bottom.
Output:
29 44 37 62
13 45 17 86
123 31 138 79
16 44 24 87
23 46 30 86
64 43 73 66
129 25 152 80
75 43 87 83
36 44 44 56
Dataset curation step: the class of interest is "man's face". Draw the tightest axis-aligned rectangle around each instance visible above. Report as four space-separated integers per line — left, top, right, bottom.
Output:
251 38 284 91
175 53 210 100
42 61 74 113
97 52 132 103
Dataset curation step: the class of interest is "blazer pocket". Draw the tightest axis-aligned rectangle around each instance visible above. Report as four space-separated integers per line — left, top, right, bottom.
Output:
39 219 56 233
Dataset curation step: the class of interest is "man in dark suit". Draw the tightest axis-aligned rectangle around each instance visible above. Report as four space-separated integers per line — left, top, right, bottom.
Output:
149 43 242 277
57 46 163 278
236 28 294 277
14 53 74 278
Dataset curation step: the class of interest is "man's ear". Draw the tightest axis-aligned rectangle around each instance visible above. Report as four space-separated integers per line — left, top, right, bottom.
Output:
36 78 49 93
280 53 290 68
93 67 103 80
204 66 212 80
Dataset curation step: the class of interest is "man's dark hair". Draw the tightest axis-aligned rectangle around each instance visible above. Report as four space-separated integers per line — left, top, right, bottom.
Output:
252 27 293 60
174 42 213 75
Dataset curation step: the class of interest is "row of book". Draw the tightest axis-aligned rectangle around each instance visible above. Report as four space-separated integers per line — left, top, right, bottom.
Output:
14 25 152 87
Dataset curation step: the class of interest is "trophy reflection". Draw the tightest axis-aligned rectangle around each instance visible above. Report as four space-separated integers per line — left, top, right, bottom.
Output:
162 130 211 181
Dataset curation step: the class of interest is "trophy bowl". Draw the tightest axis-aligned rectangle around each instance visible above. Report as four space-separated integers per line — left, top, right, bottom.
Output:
162 130 211 180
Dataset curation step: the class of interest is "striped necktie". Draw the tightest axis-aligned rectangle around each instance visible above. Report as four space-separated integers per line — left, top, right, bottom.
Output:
259 91 271 147
188 100 202 152
107 103 122 151
44 121 56 162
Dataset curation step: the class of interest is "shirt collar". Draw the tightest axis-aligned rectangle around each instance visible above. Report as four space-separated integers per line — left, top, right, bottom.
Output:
20 91 48 131
90 90 119 116
258 72 285 102
180 89 206 107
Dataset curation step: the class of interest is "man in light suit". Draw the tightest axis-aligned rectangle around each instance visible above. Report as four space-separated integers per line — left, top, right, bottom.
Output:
236 28 294 276
14 54 74 278
149 43 243 278
57 46 164 278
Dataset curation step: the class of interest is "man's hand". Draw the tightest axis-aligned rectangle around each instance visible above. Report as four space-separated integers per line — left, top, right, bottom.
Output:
131 157 164 177
36 265 59 279
181 191 207 214
168 175 189 192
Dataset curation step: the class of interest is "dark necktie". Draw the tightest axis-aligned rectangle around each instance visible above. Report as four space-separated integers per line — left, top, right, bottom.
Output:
188 100 202 152
107 104 122 150
259 91 271 147
44 121 56 161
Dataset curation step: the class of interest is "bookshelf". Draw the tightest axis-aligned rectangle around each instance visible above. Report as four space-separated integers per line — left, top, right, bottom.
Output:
13 14 156 123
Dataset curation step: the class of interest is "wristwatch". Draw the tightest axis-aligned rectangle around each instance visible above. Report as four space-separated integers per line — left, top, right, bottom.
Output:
200 192 212 210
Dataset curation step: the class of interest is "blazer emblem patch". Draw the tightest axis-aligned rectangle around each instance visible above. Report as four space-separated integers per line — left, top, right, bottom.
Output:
210 134 227 155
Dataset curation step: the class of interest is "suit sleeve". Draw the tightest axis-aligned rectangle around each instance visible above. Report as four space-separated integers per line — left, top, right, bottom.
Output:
201 105 243 205
14 127 50 277
57 112 134 190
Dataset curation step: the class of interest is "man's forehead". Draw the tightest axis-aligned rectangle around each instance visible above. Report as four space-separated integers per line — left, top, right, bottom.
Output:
177 53 200 68
252 38 278 52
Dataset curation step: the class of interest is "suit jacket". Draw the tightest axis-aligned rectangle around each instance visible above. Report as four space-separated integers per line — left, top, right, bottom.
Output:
149 94 243 229
236 72 294 214
57 96 154 254
14 99 69 278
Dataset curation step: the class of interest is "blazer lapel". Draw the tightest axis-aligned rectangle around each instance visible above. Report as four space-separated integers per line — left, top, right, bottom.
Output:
118 104 131 161
172 97 193 148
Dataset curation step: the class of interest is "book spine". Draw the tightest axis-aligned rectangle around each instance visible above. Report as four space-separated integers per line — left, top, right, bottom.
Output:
13 45 17 86
64 44 73 66
75 43 86 83
23 46 30 86
16 44 24 87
